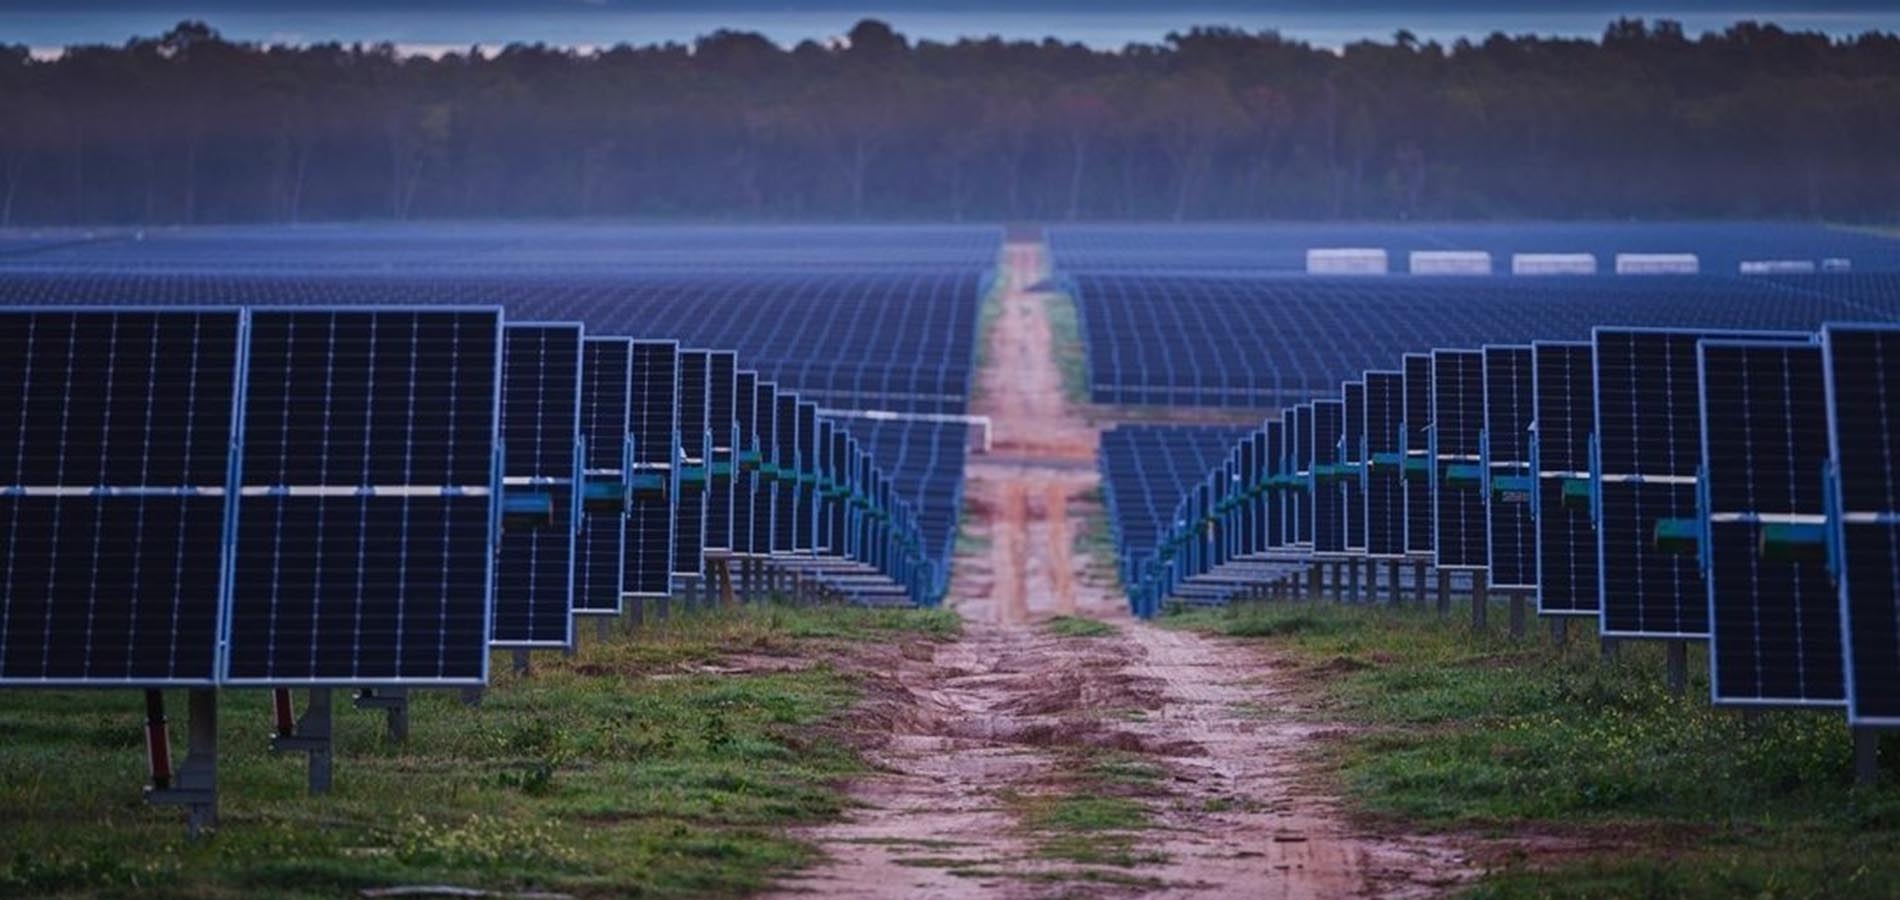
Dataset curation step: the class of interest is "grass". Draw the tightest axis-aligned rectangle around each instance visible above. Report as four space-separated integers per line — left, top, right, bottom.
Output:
1000 748 1171 870
1165 600 1900 898
0 603 956 898
1045 616 1118 638
1040 288 1091 407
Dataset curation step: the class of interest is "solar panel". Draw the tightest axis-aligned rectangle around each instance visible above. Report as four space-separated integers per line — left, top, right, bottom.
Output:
1402 353 1435 556
574 337 631 616
730 370 759 556
770 392 799 554
494 323 583 648
817 419 840 553
752 381 780 555
1823 324 1900 726
1531 342 1598 615
1311 399 1347 555
225 308 503 686
1483 346 1537 589
1342 381 1369 553
1292 404 1313 548
672 349 709 578
0 308 244 685
1364 370 1407 558
1594 328 1804 638
1238 431 1260 558
1264 419 1287 549
704 351 737 553
793 401 819 553
1432 349 1488 570
626 340 678 598
1698 340 1843 707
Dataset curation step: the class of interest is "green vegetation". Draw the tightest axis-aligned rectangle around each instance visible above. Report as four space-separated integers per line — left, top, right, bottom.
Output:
1041 289 1091 406
1045 616 1118 638
970 263 1009 375
1167 601 1900 898
1003 749 1171 871
1071 484 1125 594
0 604 956 898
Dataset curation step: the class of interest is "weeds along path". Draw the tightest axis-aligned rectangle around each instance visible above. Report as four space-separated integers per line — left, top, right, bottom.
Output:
769 242 1469 898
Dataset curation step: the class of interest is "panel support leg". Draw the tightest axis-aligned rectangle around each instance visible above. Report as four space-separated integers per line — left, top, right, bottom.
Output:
718 557 738 609
1308 565 1322 602
1509 593 1527 639
270 688 333 795
1387 561 1400 605
1601 636 1620 662
1855 727 1882 786
1436 569 1451 615
1665 640 1689 695
146 689 219 838
354 687 410 742
1413 561 1428 605
1550 617 1569 650
511 649 532 677
1348 560 1361 603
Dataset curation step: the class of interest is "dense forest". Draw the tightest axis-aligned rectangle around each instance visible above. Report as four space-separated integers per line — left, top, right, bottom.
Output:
1 18 1898 225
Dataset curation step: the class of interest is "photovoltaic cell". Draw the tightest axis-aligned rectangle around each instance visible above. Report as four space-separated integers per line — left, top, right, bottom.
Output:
1402 353 1434 556
1823 324 1900 726
794 401 819 552
574 337 630 615
1532 342 1598 615
626 340 678 597
1698 340 1843 707
1264 419 1287 549
1432 349 1488 570
0 308 244 685
493 323 583 647
1594 328 1803 638
1364 370 1406 558
225 308 503 686
1483 346 1536 589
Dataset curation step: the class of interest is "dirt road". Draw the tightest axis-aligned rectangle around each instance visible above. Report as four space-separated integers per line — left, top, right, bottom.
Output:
768 243 1470 899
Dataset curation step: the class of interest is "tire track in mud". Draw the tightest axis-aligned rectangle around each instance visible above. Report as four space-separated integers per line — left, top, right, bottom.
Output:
768 241 1473 898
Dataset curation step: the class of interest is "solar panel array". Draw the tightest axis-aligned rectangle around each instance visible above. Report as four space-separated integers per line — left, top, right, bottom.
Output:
1066 273 1900 407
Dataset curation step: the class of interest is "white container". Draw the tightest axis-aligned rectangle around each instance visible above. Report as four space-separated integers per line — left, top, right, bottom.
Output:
1511 253 1598 276
1739 259 1817 275
1306 248 1389 275
1615 253 1699 275
1409 250 1492 275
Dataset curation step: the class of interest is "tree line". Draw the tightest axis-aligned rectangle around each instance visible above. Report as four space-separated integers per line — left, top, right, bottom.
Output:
2 18 1898 226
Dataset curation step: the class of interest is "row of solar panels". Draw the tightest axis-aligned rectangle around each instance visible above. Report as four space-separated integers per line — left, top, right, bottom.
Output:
1129 324 1900 728
0 306 940 690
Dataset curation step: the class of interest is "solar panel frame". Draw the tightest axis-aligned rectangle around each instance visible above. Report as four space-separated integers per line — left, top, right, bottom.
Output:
574 337 632 616
493 322 584 649
730 370 759 557
1292 404 1314 548
222 306 504 687
1593 327 1808 639
1363 370 1407 559
672 349 710 579
0 307 247 687
1697 338 1843 709
793 401 819 553
1432 349 1489 571
1822 324 1900 727
1402 353 1435 556
1342 381 1369 554
626 340 679 598
704 350 737 553
770 392 800 555
1311 399 1348 556
1483 345 1537 590
1264 419 1287 550
1531 341 1599 616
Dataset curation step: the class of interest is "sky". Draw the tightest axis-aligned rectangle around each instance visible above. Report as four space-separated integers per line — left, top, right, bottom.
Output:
5 1 1898 55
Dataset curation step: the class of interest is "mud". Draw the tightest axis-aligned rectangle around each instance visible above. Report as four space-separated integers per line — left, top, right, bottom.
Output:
767 242 1476 898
